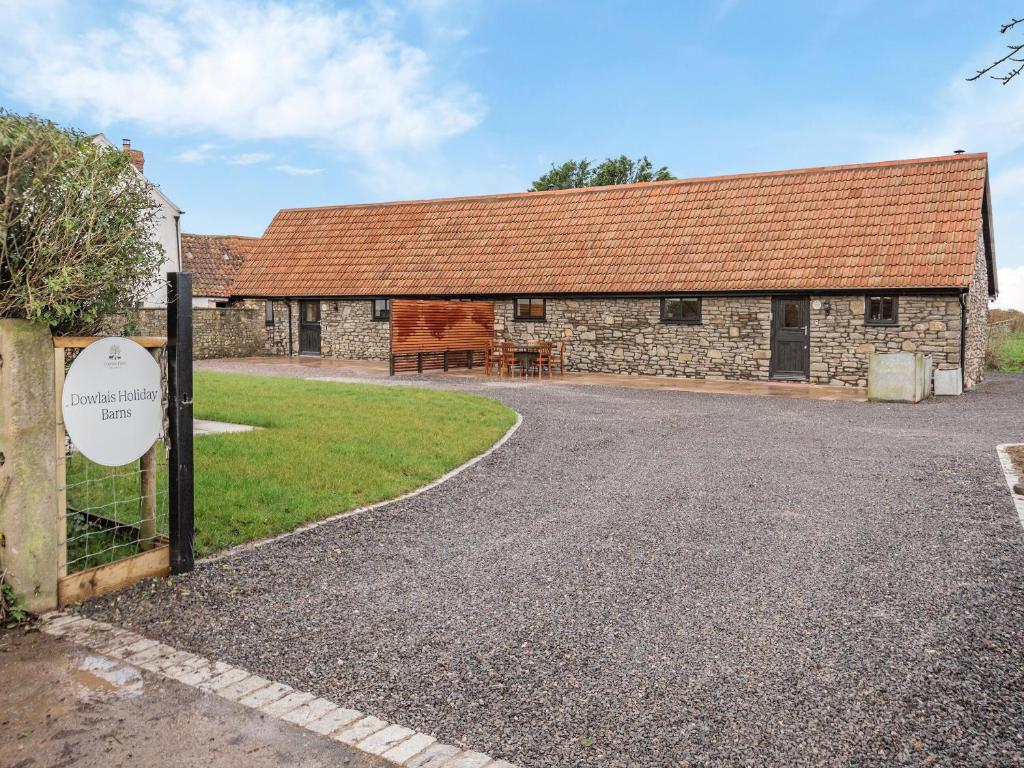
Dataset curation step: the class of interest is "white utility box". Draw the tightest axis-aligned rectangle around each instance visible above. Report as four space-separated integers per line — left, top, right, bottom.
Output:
933 367 964 396
868 352 933 403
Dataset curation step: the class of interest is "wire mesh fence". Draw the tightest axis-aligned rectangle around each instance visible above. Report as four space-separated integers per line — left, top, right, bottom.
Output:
58 345 170 575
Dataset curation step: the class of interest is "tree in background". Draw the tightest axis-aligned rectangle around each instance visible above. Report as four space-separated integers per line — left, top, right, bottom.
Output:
0 111 163 333
531 155 675 191
968 17 1024 84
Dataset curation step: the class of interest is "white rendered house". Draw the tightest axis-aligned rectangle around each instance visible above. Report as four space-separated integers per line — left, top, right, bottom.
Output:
91 134 183 307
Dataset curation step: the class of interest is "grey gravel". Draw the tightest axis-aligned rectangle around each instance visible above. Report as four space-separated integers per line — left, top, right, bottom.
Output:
85 368 1024 767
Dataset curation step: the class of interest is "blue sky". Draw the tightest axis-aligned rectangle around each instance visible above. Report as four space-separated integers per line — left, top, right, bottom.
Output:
2 0 1023 308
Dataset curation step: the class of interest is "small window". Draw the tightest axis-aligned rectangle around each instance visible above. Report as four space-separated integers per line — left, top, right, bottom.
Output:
865 295 898 325
265 300 274 325
302 301 320 324
372 298 390 321
782 302 801 328
514 297 546 322
660 296 701 324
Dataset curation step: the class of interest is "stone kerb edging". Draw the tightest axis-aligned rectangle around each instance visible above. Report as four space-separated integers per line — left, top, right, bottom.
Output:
996 444 1024 532
40 613 520 768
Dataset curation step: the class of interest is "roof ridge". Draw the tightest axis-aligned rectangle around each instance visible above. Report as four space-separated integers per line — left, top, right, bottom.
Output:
182 232 261 239
275 152 989 214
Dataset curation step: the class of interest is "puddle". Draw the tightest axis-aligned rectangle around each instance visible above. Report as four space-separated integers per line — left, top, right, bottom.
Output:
70 654 144 701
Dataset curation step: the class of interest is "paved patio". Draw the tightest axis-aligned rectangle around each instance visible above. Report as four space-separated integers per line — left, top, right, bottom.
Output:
200 355 868 401
82 364 1024 767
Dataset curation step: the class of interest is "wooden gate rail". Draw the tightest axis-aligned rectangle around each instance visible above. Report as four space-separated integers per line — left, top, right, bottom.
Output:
53 336 168 349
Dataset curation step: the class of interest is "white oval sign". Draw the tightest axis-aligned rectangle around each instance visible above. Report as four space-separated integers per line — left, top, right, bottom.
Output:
62 337 163 467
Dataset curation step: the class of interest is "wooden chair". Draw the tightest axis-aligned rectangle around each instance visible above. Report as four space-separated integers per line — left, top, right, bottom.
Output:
501 341 525 378
483 340 503 376
549 340 566 376
534 341 553 378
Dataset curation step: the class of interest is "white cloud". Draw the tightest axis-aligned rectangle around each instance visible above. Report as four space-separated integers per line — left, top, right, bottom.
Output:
177 143 218 163
881 78 1024 161
994 266 1024 311
275 164 324 176
227 152 273 166
0 0 483 156
177 144 272 165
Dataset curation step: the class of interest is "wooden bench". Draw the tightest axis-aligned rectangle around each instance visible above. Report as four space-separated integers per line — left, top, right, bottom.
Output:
389 348 487 375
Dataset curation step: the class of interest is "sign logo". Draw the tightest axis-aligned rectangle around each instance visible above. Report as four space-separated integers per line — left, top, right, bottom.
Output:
62 337 163 467
106 343 125 368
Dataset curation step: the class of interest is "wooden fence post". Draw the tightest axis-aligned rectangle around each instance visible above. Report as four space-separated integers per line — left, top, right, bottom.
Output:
138 446 156 551
138 346 161 552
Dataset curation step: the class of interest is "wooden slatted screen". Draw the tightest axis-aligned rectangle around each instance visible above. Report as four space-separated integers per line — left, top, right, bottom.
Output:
390 299 494 373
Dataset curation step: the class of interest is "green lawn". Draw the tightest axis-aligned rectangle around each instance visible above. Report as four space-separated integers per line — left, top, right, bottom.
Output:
989 331 1024 372
67 372 515 566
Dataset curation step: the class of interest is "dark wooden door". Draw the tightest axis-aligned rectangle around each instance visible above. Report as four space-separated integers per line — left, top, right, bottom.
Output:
770 297 809 380
298 300 321 356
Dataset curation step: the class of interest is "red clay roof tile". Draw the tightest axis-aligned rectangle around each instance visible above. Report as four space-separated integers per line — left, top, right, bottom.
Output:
233 154 989 297
182 233 260 298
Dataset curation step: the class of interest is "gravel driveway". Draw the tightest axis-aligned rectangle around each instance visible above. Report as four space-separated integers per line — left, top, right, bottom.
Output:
85 370 1024 767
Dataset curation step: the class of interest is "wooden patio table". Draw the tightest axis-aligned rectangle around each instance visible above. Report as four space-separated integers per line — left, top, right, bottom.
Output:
513 342 544 377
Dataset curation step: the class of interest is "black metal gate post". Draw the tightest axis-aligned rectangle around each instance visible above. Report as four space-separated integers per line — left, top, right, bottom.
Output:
167 272 195 574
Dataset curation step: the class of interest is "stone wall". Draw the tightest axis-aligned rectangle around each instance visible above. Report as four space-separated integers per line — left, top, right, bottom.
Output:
192 307 264 359
807 294 961 387
111 306 265 360
492 294 966 388
262 299 390 359
235 299 279 355
251 299 288 356
321 300 390 360
252 291 984 390
494 297 774 379
963 219 990 389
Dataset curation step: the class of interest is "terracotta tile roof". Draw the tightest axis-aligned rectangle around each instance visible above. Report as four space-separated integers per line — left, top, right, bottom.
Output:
233 153 990 298
182 233 260 298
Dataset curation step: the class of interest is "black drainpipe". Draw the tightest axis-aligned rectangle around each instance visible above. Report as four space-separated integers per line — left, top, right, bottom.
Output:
959 291 967 386
287 299 294 357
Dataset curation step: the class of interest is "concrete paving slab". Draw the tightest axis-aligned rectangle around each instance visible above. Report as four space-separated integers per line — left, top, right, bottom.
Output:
0 629 390 768
193 418 259 435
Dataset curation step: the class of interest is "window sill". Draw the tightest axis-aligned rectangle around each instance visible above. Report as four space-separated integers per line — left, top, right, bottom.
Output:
659 320 702 325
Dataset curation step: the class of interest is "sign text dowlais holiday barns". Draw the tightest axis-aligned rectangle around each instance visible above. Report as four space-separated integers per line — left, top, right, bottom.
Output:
67 386 160 421
62 338 163 467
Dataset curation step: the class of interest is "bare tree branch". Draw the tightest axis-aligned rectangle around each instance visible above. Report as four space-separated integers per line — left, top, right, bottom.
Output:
968 17 1024 84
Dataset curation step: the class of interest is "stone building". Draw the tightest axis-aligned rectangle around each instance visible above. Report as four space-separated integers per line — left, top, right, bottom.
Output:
181 233 261 308
231 153 997 389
